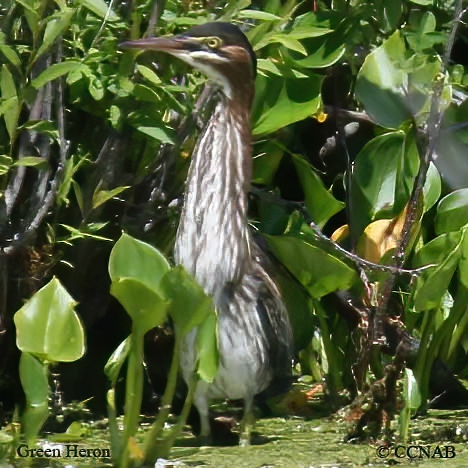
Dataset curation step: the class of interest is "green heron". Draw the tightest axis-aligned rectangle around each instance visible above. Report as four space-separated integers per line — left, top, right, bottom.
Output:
122 22 293 445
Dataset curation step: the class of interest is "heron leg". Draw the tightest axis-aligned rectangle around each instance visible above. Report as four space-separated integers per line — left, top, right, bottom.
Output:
193 381 212 445
239 395 255 447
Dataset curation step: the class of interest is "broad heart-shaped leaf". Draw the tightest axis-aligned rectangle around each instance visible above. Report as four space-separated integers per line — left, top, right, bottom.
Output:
350 131 416 238
104 336 131 387
161 266 214 337
14 278 85 362
110 278 170 335
109 233 170 294
355 31 445 129
252 74 323 136
265 235 358 298
435 189 468 235
19 352 49 443
195 310 219 383
413 231 463 312
292 154 344 228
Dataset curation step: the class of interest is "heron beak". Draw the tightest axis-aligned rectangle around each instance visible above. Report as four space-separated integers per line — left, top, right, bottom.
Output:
119 36 192 54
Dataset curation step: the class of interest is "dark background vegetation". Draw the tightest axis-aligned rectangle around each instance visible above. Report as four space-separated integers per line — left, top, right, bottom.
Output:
1 0 468 443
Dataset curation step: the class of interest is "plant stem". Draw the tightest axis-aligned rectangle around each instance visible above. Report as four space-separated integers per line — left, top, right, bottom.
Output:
120 329 145 468
143 332 181 463
313 300 342 397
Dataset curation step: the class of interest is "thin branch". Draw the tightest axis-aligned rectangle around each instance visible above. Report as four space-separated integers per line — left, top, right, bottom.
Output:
374 0 466 345
250 188 429 276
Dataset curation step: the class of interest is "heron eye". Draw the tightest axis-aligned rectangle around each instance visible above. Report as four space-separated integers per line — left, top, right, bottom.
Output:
205 37 222 49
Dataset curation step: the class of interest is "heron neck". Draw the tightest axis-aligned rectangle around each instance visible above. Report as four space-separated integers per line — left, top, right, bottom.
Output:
175 93 252 300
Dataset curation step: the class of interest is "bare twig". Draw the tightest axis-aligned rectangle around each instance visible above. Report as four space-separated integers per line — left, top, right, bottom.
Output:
250 188 430 276
374 0 466 345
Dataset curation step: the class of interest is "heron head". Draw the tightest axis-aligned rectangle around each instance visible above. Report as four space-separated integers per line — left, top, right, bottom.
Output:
120 22 256 99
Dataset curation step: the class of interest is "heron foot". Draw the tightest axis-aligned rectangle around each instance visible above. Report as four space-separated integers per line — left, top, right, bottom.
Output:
239 403 255 447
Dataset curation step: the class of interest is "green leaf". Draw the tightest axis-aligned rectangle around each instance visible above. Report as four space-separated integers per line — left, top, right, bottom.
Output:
292 154 344 227
36 8 75 59
292 32 345 69
137 126 174 144
161 266 214 336
256 34 307 55
195 311 219 383
109 233 170 294
20 120 59 139
252 74 322 136
351 132 409 236
19 353 49 443
285 12 334 39
265 235 358 298
136 64 162 86
88 75 104 101
14 278 85 362
435 189 468 235
0 32 21 71
31 61 83 89
458 232 468 289
78 0 120 22
423 162 441 212
92 185 130 210
413 231 463 312
355 31 445 128
0 154 12 175
104 337 131 386
133 84 160 103
19 353 49 404
237 10 281 21
1 64 20 142
252 141 283 185
14 157 48 167
110 278 169 334
402 367 421 410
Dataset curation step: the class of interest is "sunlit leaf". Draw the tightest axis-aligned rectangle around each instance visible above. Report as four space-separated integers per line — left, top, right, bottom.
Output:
78 0 120 21
435 189 468 235
31 61 84 89
137 126 174 144
252 74 322 136
413 231 463 312
110 278 169 334
292 154 344 227
195 311 218 383
161 266 214 336
0 32 21 71
92 185 130 210
14 278 85 362
19 353 49 443
355 31 447 128
1 64 20 142
237 10 281 21
36 8 75 59
104 337 131 386
136 65 162 86
14 157 48 167
265 235 358 298
109 233 170 294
